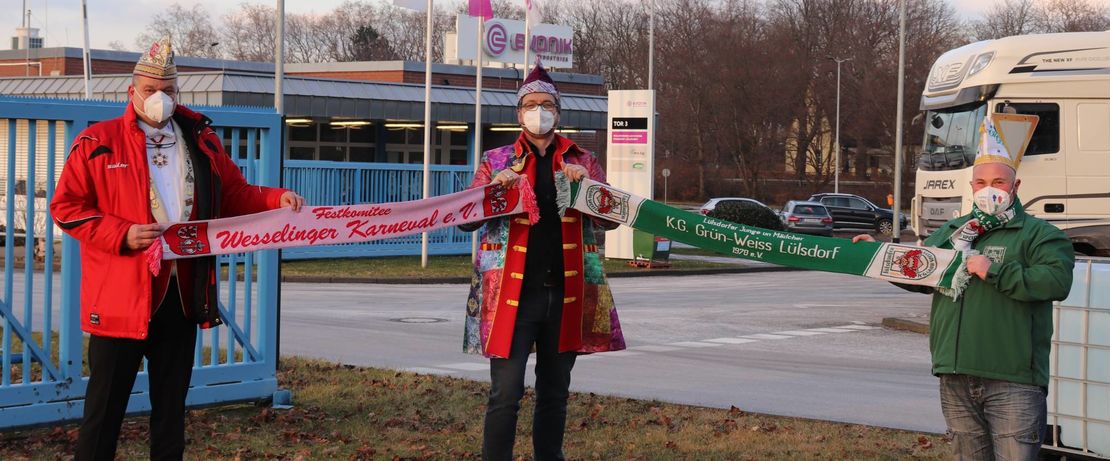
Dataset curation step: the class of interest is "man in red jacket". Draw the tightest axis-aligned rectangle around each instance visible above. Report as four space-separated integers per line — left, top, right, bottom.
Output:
50 37 304 461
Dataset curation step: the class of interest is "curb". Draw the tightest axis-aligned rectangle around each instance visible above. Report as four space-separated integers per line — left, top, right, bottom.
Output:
281 265 806 284
882 317 929 335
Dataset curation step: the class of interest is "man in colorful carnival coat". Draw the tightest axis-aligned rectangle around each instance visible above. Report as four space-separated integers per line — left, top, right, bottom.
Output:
461 61 626 461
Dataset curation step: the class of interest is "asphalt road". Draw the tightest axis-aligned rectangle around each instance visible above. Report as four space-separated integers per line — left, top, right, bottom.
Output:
277 270 944 433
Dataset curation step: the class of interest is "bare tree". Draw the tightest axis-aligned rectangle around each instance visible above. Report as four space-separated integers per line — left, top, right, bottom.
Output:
222 4 276 62
1034 0 1110 33
971 0 1037 40
351 24 399 61
135 3 221 59
107 40 130 52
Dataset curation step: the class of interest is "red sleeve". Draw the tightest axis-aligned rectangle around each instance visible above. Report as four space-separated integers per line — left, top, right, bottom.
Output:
50 135 133 255
205 129 289 216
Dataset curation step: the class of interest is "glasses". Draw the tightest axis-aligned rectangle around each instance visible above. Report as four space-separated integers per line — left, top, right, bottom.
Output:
520 101 558 112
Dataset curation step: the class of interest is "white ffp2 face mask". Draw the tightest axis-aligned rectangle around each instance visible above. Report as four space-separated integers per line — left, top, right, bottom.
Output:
138 90 176 124
522 109 555 135
973 186 1013 216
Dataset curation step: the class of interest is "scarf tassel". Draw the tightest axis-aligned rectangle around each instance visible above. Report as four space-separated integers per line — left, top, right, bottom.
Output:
554 171 571 217
516 175 541 225
938 250 977 301
145 243 163 276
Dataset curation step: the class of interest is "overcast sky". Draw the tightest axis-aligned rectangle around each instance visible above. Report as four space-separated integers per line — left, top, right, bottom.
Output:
7 0 1110 50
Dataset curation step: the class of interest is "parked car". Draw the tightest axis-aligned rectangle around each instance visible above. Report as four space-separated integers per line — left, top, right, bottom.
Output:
807 192 909 235
699 197 771 215
779 201 834 236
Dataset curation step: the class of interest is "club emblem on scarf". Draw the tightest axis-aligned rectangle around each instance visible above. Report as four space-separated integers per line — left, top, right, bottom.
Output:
483 184 520 216
585 185 629 222
162 223 211 256
879 245 938 281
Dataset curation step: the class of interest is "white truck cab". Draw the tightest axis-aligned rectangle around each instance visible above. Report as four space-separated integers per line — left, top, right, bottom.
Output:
915 31 1110 256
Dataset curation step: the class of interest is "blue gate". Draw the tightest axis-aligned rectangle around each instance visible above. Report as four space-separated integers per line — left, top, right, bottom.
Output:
0 96 282 430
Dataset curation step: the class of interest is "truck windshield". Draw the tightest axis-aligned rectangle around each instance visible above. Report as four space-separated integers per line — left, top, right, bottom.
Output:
919 102 987 171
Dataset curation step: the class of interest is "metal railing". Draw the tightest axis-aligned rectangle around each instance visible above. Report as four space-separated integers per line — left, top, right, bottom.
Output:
281 160 474 259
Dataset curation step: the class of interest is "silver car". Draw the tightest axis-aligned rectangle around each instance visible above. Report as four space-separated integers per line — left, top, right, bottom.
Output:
779 200 834 236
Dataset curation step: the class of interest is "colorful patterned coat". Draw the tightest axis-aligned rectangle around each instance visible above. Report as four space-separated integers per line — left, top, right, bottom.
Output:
463 134 626 358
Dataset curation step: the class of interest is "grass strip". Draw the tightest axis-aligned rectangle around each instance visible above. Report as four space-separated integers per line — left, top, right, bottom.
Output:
0 356 946 460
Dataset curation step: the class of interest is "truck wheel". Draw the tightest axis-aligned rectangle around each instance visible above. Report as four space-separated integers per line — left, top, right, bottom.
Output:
878 219 893 236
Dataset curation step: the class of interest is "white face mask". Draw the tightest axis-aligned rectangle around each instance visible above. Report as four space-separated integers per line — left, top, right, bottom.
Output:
137 90 175 124
973 186 1013 216
522 108 556 135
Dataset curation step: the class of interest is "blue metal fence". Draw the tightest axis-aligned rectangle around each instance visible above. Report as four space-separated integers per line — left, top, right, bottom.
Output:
0 96 282 430
282 160 474 259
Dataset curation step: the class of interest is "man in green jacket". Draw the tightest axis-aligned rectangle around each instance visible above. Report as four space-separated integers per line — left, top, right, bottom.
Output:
856 113 1074 460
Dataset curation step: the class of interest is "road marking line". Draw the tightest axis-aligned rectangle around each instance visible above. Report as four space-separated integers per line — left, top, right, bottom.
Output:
403 367 455 375
629 345 683 352
669 341 724 348
597 350 644 357
775 330 827 336
807 328 858 333
740 333 792 340
705 337 759 345
439 362 490 371
833 325 881 330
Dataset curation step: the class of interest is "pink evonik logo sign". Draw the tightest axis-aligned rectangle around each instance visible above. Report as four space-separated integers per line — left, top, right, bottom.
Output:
486 23 508 56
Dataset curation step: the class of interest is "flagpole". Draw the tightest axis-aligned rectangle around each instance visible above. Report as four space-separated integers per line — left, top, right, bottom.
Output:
472 15 485 262
892 0 906 243
81 0 91 98
523 1 531 74
421 0 433 268
275 0 285 115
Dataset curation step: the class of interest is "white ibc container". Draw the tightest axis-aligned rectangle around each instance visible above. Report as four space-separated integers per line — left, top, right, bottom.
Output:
1048 257 1110 459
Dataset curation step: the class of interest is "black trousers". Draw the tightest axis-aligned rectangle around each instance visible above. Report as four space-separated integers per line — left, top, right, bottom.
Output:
75 279 198 461
483 283 578 461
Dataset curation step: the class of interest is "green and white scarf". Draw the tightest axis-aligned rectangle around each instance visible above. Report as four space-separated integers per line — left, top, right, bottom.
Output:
936 200 1018 298
569 179 969 295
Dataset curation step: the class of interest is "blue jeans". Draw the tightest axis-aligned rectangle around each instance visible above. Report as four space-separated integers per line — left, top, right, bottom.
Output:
483 284 577 461
939 374 1047 461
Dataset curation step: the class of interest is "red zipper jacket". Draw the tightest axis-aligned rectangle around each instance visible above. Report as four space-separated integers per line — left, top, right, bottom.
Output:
50 103 288 339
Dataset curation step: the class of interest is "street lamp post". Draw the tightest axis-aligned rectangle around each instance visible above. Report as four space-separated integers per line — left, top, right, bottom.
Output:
892 0 907 243
829 56 852 194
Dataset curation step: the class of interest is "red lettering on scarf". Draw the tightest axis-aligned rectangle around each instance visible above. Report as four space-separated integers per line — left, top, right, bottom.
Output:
216 224 339 249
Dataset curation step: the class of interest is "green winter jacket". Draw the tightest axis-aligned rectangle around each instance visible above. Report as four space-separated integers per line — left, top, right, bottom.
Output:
905 202 1074 387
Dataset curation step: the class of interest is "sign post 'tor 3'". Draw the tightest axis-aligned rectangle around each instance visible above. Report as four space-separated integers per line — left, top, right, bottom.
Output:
605 90 655 260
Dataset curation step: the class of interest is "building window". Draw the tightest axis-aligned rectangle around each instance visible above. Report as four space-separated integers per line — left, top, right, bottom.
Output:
289 146 315 160
289 124 316 142
319 146 346 162
287 121 374 162
385 125 470 164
